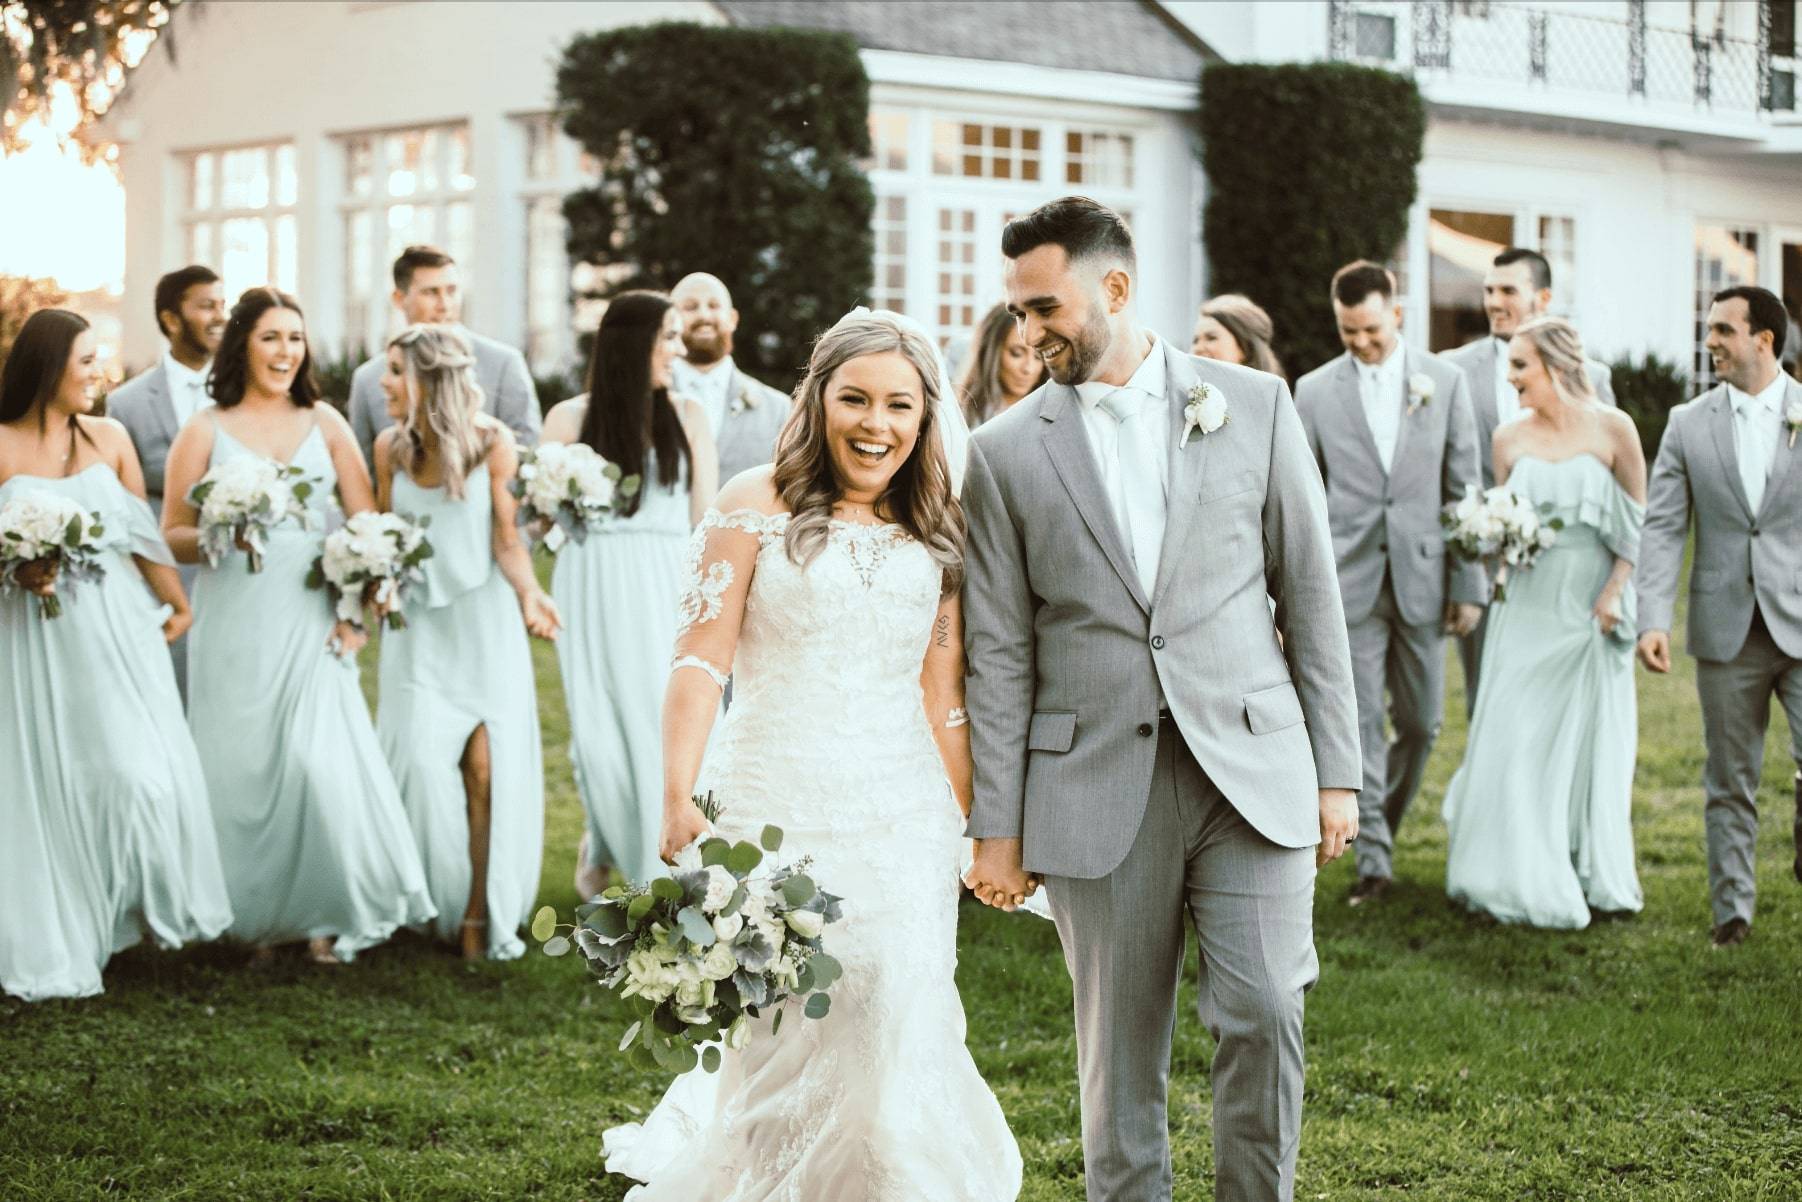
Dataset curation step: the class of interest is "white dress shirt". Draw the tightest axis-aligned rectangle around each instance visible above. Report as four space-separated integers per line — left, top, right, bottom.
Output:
1727 372 1786 516
1074 335 1169 595
670 356 735 437
162 351 212 427
1357 341 1407 474
1492 337 1525 428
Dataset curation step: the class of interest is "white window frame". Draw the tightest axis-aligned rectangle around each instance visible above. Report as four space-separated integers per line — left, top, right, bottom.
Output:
515 112 601 375
1404 198 1584 353
178 141 300 302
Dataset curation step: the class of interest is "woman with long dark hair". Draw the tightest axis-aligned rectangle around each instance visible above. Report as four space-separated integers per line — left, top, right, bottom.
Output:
373 324 558 961
957 301 1046 425
161 287 433 965
1 308 231 1001
540 291 718 891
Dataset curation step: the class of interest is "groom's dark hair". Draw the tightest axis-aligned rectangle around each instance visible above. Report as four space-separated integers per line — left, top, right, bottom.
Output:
1714 285 1788 357
1002 196 1135 273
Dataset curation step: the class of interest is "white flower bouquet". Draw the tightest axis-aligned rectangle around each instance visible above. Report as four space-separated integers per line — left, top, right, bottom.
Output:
187 458 320 573
1441 484 1563 601
535 793 844 1076
305 510 434 631
511 442 640 552
0 490 109 618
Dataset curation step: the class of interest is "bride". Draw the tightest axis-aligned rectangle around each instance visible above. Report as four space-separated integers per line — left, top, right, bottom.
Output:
600 309 1022 1199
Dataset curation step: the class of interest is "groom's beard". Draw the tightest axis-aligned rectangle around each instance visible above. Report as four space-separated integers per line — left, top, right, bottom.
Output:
1040 308 1111 386
683 321 732 367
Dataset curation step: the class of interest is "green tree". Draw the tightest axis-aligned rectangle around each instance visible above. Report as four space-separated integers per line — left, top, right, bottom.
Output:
2 0 179 154
1197 63 1425 381
556 22 874 391
0 274 71 366
1608 352 1691 464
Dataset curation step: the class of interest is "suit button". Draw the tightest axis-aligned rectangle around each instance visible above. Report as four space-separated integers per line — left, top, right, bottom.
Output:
1384 497 1394 507
1136 723 1154 737
1750 527 1760 536
1151 635 1166 650
1379 543 1388 553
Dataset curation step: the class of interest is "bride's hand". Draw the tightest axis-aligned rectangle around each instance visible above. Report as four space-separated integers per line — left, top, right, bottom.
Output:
659 799 712 865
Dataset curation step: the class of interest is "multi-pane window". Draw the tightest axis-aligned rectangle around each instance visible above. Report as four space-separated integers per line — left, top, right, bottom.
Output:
1537 214 1578 318
1065 130 1134 188
1694 223 1760 385
932 121 1042 182
518 113 602 373
182 143 299 301
1427 208 1514 352
872 195 908 314
868 110 909 172
935 208 979 333
340 123 476 354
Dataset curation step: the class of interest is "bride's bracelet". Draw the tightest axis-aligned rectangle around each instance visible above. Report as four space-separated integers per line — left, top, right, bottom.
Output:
944 707 969 729
671 655 729 691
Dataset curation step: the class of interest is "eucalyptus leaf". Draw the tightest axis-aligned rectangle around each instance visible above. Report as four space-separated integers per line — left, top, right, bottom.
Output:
781 875 816 907
627 893 655 924
677 907 716 947
671 1042 699 1074
771 1007 784 1036
531 906 558 943
618 1021 642 1052
726 841 763 876
702 1045 722 1074
804 993 832 1020
700 838 732 868
651 877 684 904
760 824 783 852
807 952 842 989
543 935 572 957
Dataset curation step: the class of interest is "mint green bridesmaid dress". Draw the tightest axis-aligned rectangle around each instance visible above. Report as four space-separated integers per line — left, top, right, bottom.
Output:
186 417 434 959
1 461 232 1001
377 460 543 959
1443 453 1645 929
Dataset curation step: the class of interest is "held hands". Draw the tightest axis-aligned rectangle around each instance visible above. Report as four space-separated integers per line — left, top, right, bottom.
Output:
162 608 193 645
962 837 1040 912
520 589 561 641
659 797 712 865
327 619 368 661
1636 629 1672 674
1443 602 1483 639
1317 788 1357 868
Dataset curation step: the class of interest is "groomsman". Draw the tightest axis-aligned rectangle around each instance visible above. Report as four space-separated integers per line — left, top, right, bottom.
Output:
1637 286 1802 948
1446 247 1614 713
107 263 225 700
348 244 540 467
668 272 789 483
1295 261 1486 904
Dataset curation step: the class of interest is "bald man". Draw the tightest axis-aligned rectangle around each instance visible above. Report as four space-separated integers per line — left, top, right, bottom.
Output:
668 273 790 483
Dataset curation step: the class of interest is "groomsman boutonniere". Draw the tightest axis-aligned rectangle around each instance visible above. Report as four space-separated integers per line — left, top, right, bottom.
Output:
1181 383 1229 448
1786 399 1802 448
1407 372 1435 416
729 382 757 416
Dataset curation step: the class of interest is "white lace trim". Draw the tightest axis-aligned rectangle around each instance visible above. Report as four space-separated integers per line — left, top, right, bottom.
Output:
671 654 729 690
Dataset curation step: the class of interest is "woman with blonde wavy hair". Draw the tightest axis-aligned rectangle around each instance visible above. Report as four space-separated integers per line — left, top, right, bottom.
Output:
372 323 560 960
1441 314 1647 930
600 309 1021 1198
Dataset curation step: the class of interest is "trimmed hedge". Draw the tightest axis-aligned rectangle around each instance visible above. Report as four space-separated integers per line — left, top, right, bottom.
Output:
1608 352 1691 464
1197 63 1425 381
557 23 875 392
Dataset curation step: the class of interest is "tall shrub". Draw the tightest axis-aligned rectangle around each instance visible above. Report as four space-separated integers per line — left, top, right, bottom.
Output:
557 23 875 391
1609 352 1690 464
1197 64 1425 380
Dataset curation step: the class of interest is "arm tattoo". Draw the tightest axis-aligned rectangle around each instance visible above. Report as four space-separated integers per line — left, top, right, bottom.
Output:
934 613 951 649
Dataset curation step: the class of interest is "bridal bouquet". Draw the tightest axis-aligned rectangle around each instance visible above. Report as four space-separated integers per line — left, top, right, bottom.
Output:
305 511 434 631
0 491 109 618
1442 484 1563 601
187 458 320 573
511 442 640 552
535 794 844 1075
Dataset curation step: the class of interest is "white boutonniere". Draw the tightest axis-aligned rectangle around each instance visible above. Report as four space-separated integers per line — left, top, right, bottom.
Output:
729 383 756 416
1181 382 1228 448
1407 372 1435 415
1786 399 1802 448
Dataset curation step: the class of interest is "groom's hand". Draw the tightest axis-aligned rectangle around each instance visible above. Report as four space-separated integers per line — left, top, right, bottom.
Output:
964 837 1035 911
1317 788 1357 868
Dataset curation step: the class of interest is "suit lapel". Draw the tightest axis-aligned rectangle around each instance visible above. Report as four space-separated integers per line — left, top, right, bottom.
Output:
1041 385 1150 614
1756 377 1802 520
1706 386 1756 520
1151 345 1215 607
148 364 179 444
1387 349 1422 488
1335 355 1386 479
1468 338 1499 435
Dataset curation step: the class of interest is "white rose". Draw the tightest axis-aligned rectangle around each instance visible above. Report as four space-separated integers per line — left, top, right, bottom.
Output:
700 941 738 981
784 909 825 939
700 865 737 914
712 912 744 941
725 1014 749 1050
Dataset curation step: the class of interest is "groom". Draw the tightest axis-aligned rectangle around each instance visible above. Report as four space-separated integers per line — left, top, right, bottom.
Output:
963 197 1360 1201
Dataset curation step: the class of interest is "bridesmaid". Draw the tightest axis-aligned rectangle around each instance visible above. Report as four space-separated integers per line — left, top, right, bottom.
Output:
540 292 718 893
373 324 559 960
955 302 1046 426
1 309 231 1001
161 287 434 965
1443 316 1646 929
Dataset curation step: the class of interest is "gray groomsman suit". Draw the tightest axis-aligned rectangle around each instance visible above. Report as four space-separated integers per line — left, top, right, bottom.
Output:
671 356 791 483
1443 335 1615 713
1294 348 1486 882
1636 376 1802 927
107 359 199 700
964 341 1359 1201
348 327 540 469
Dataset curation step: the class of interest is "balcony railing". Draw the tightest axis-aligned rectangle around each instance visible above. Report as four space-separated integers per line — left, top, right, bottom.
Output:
1328 1 1799 120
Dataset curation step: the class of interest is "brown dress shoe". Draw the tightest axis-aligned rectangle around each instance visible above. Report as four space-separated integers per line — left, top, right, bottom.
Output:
1711 917 1750 948
1348 875 1391 906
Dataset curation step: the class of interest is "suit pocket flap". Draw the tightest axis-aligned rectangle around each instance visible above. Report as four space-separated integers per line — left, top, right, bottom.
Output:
1418 534 1445 557
1027 710 1077 753
1243 682 1304 734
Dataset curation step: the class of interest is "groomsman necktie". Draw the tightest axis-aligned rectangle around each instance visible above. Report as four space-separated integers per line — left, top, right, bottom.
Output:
1097 387 1164 597
1733 387 1779 515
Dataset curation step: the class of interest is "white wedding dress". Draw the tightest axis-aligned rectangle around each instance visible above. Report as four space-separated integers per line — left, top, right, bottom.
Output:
602 508 1022 1201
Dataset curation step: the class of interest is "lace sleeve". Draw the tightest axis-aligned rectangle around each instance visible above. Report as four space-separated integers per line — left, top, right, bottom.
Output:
671 508 780 689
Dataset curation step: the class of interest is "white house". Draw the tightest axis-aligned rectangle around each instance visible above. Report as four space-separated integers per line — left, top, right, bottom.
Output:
100 0 1210 374
1170 0 1802 383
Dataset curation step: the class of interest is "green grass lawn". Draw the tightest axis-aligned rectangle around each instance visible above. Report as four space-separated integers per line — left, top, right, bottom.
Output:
3 569 1800 1200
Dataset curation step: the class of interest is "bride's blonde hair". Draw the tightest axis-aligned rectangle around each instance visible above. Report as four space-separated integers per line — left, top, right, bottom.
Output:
1513 316 1596 408
390 324 491 499
773 311 964 594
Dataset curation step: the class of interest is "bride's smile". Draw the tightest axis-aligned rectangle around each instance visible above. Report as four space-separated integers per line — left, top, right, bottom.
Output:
823 349 924 500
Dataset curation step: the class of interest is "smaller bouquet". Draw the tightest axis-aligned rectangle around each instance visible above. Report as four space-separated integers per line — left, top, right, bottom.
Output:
1441 484 1563 601
512 442 640 552
535 793 844 1076
306 510 434 631
187 458 319 572
0 490 108 618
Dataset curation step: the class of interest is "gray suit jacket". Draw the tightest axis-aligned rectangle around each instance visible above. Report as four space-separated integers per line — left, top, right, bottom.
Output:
1444 335 1615 486
1636 378 1802 661
349 328 540 468
962 342 1360 878
107 362 182 516
1294 349 1487 626
710 364 791 483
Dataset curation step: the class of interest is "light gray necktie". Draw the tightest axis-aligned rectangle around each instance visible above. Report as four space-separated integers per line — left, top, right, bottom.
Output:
1736 397 1772 515
1096 387 1162 596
